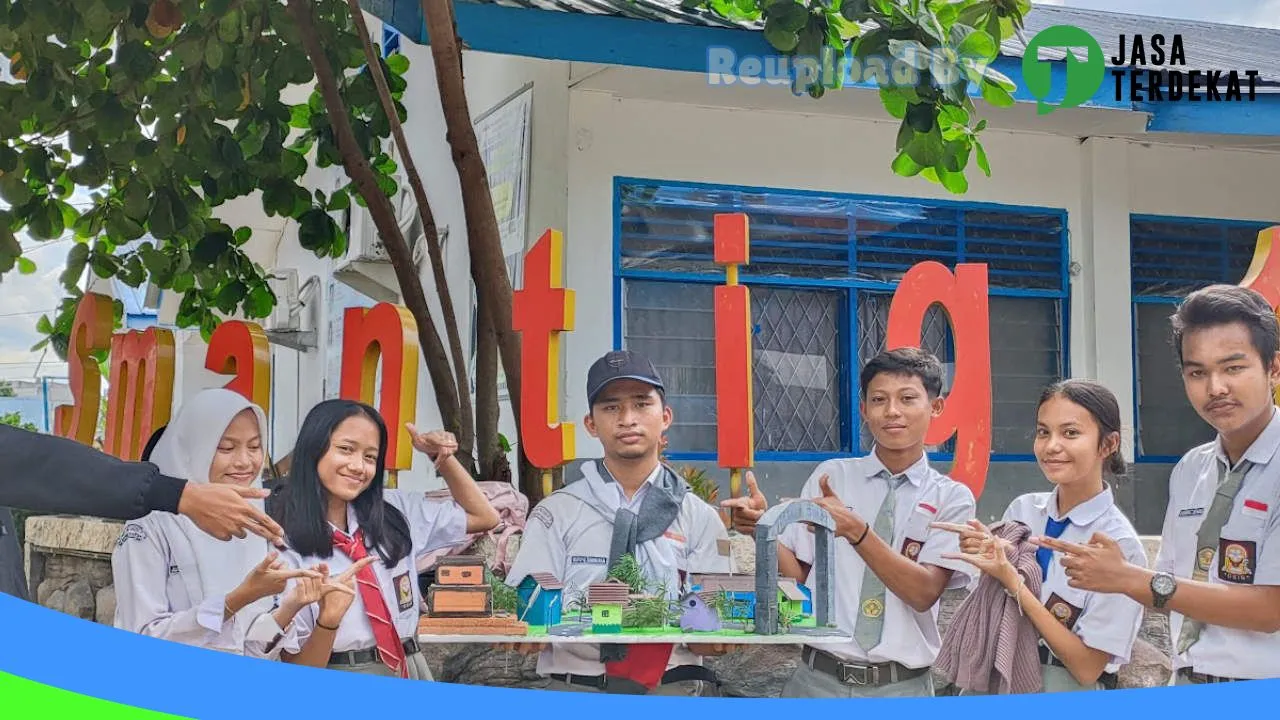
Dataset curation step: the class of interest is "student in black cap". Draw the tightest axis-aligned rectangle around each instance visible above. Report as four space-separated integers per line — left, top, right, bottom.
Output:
502 350 735 695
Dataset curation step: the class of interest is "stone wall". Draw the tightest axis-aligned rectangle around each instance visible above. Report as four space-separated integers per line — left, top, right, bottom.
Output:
24 516 122 626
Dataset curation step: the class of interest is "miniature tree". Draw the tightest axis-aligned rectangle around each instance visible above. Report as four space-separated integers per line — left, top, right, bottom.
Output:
607 554 647 594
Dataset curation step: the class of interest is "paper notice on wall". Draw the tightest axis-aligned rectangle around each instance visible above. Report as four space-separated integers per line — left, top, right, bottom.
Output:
469 84 533 401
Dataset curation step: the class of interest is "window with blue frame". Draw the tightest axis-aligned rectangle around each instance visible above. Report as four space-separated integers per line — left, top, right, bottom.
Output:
615 179 1070 462
381 26 402 57
1131 215 1276 461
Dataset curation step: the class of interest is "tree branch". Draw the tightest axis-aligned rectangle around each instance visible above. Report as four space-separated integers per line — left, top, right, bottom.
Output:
287 0 463 439
344 0 477 469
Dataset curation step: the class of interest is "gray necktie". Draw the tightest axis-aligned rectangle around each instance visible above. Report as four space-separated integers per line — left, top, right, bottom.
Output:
854 472 907 652
1176 459 1252 654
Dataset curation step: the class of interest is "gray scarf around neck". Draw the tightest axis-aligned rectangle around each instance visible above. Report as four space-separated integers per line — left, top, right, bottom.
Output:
594 460 687 662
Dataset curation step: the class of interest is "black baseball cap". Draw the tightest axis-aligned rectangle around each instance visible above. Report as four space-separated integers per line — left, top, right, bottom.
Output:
586 350 665 406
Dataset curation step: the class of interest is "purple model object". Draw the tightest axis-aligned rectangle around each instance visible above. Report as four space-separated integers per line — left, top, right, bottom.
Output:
679 591 721 632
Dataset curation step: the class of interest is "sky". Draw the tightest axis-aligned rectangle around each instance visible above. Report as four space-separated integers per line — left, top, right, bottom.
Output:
0 0 1277 381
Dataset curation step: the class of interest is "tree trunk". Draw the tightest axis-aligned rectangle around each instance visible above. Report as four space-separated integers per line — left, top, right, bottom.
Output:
344 0 477 473
420 0 537 500
288 0 463 440
474 296 501 480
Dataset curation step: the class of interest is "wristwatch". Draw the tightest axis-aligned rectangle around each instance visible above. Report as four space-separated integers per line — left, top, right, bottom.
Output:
1150 571 1177 608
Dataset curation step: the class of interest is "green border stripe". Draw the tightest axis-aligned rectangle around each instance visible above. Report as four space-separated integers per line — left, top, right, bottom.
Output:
0 671 191 718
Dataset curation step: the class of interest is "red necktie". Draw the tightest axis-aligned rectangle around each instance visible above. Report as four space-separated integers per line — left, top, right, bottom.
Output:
331 528 407 678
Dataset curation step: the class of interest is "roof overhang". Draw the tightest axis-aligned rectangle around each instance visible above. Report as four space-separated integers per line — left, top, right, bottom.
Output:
360 0 1280 139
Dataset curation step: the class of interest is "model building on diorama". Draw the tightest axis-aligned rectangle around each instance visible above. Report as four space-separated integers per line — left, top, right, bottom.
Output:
417 555 531 636
415 499 848 643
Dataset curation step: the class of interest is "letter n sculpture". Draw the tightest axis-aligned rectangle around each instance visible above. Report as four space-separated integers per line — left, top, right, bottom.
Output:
1240 225 1280 405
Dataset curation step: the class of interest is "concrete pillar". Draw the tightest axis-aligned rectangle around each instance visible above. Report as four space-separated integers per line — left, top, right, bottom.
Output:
1078 137 1135 460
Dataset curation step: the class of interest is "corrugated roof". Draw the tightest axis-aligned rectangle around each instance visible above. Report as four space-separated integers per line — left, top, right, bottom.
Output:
778 579 807 602
588 581 632 604
461 0 1280 82
691 573 756 593
530 572 563 590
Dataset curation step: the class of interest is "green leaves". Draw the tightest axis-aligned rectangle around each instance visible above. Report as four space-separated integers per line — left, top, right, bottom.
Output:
0 0 426 352
697 0 1030 194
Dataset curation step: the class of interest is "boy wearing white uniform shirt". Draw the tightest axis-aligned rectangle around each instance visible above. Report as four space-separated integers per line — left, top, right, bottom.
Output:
1038 285 1280 683
503 350 733 695
728 348 977 698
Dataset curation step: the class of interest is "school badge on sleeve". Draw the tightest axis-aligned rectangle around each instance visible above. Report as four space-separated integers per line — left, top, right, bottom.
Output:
1218 539 1257 584
900 537 924 562
1044 593 1082 630
394 571 415 612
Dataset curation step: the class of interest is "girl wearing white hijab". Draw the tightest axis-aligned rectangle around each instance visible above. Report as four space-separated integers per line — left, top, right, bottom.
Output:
111 388 326 654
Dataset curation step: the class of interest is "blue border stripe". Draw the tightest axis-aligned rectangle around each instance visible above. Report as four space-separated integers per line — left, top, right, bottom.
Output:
3 592 1279 715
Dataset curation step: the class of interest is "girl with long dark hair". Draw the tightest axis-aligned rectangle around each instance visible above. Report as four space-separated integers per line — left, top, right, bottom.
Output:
249 399 499 679
933 380 1149 692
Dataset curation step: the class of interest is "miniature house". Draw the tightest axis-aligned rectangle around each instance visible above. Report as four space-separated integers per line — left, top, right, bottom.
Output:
678 591 721 632
436 556 486 585
777 579 807 620
425 556 492 617
588 580 630 634
515 572 564 626
690 573 757 620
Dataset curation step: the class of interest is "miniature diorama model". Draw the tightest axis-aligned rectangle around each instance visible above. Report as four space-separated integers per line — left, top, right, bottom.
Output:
417 499 848 643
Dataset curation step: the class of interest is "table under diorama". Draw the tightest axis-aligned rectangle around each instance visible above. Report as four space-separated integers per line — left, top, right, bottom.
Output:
416 616 852 645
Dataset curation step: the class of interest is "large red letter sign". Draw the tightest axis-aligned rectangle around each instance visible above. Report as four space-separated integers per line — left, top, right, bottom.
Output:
340 304 419 476
207 320 272 416
513 228 576 498
886 262 992 497
713 214 754 498
104 328 176 461
54 293 115 445
1239 225 1280 403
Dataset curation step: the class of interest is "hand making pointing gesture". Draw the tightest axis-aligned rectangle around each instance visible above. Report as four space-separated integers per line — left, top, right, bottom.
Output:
315 557 379 628
811 475 869 544
1032 533 1135 594
406 424 458 470
931 519 1020 589
720 471 767 535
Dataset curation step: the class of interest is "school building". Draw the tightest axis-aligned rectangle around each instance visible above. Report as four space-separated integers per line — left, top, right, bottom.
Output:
139 2 1280 534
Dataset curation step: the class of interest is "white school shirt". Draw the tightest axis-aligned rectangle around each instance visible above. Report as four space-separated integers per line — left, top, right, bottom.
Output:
504 464 733 676
780 452 976 668
112 512 287 655
1154 407 1280 680
252 490 469 656
1002 486 1148 672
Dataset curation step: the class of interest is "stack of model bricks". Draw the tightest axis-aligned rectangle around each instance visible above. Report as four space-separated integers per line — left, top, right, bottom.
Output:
417 556 530 636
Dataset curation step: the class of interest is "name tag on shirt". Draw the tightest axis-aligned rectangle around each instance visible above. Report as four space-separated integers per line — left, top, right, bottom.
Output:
570 555 608 566
663 531 686 544
1178 507 1205 518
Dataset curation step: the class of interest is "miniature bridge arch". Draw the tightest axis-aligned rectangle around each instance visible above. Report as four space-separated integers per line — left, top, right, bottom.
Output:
752 499 836 635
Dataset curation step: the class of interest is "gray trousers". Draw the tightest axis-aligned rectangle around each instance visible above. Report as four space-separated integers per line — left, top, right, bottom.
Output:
327 651 434 680
957 664 1101 695
781 662 935 698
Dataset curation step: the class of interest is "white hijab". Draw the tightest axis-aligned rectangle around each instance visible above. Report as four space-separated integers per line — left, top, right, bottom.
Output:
148 388 274 624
